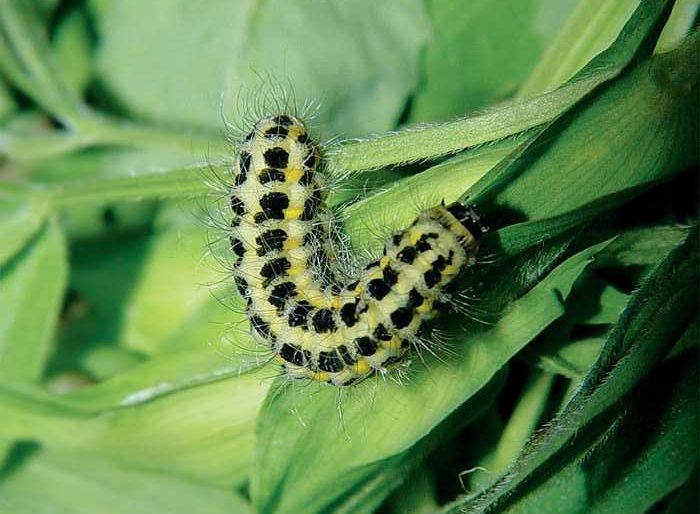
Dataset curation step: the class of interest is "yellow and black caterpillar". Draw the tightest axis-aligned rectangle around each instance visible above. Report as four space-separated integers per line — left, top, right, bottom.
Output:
229 114 484 386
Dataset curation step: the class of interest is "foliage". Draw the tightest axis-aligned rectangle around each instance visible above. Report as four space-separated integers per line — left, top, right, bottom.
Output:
0 1 697 513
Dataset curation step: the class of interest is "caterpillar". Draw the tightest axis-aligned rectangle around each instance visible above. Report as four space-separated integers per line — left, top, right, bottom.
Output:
228 113 485 386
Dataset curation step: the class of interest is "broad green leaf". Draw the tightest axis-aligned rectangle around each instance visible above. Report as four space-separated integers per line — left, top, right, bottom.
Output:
411 0 578 122
324 373 507 514
0 448 253 514
92 0 430 137
0 219 66 382
252 240 609 514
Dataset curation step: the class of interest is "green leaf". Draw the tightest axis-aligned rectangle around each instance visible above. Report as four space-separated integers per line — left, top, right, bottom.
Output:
251 240 609 514
0 448 253 514
452 228 698 513
472 33 698 223
661 467 699 514
52 6 93 93
469 370 555 490
331 0 678 172
0 78 16 120
328 373 507 514
0 369 268 488
73 375 266 488
519 0 640 97
32 146 211 206
113 224 231 355
411 0 578 122
526 272 632 379
61 347 261 412
583 357 698 514
0 218 66 467
331 72 604 173
572 230 698 418
8 0 677 209
51 230 154 377
656 0 700 52
385 466 439 514
593 225 689 268
341 136 523 252
92 0 430 137
0 192 48 266
53 209 247 377
0 0 83 123
500 353 698 514
0 219 67 382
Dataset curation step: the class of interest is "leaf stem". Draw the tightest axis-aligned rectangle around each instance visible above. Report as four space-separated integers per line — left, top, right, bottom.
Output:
326 72 612 172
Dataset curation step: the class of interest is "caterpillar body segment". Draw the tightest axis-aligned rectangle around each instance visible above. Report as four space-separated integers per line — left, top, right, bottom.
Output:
228 114 483 386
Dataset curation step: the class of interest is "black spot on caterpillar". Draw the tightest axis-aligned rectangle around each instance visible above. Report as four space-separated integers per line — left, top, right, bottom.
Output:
228 114 485 386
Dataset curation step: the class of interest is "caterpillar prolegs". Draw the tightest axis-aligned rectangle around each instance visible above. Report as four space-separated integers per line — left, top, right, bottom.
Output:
229 114 485 386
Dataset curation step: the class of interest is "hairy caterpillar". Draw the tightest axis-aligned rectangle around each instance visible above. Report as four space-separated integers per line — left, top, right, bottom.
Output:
228 113 485 386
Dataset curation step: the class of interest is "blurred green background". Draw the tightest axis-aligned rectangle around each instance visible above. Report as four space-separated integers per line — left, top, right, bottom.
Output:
0 1 698 513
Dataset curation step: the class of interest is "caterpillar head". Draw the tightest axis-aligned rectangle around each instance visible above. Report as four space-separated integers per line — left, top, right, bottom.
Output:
445 202 488 240
422 202 487 252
